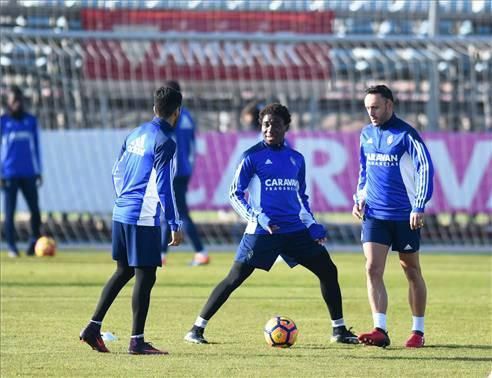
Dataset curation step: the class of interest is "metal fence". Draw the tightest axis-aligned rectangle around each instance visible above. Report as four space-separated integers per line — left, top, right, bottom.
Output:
1 1 491 247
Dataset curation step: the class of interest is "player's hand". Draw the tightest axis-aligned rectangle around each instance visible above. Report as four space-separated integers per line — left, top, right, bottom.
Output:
410 212 425 230
258 213 279 234
168 230 183 246
352 200 365 220
309 223 327 242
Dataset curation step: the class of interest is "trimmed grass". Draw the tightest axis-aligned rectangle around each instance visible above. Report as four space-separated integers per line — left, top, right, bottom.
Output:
1 251 491 377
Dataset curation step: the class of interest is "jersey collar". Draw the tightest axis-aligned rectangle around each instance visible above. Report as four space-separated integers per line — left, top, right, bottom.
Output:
8 109 25 120
378 113 396 130
152 116 173 133
262 140 285 150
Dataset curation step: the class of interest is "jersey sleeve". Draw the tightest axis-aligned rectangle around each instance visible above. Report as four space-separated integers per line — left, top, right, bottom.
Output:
33 116 42 175
354 133 367 205
229 153 260 222
111 138 127 196
0 116 5 179
154 138 181 231
405 130 434 212
297 155 316 227
189 116 196 170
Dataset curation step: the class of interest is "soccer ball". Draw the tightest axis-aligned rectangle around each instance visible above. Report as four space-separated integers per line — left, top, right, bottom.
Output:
34 236 56 257
263 316 298 348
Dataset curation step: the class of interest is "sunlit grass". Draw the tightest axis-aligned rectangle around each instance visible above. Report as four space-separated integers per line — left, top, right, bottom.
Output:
1 251 490 377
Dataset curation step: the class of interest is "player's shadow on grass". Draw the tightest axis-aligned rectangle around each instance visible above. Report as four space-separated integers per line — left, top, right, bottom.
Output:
295 344 359 350
359 355 491 362
292 345 330 350
1 281 104 288
425 344 492 351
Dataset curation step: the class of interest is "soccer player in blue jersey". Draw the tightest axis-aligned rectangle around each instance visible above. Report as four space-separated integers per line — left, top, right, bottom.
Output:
160 80 209 267
80 87 183 355
0 85 42 258
352 85 434 348
184 103 358 345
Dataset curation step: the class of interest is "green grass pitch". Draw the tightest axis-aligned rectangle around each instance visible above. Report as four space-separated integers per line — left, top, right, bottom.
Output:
1 250 491 377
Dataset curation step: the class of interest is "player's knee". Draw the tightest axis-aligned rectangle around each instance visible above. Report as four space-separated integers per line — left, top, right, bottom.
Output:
366 263 384 279
224 270 249 289
324 259 338 279
116 266 135 281
138 273 156 290
320 269 339 288
400 262 422 280
224 273 243 288
135 267 156 287
306 255 337 283
145 269 157 284
224 262 253 287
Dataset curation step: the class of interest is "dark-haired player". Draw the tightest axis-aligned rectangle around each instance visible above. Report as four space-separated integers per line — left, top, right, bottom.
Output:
80 87 183 355
353 85 434 348
0 85 42 257
184 103 358 345
160 80 209 267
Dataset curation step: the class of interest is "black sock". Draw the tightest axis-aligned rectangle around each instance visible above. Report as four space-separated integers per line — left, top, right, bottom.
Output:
87 321 101 332
333 325 347 334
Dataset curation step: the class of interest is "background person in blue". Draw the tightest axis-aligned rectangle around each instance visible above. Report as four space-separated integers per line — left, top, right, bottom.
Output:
184 103 358 345
80 86 183 355
0 85 42 258
160 80 209 267
352 85 434 349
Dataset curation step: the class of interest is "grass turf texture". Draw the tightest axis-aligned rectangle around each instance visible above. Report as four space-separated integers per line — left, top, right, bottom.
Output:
1 251 491 377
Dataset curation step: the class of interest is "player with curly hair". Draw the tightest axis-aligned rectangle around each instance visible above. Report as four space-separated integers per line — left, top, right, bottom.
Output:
184 103 358 346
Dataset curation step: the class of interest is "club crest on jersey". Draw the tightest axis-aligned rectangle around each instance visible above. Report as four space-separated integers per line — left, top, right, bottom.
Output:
387 135 394 145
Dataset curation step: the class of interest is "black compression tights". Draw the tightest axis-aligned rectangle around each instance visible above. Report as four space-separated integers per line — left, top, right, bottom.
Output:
199 253 343 322
91 262 157 336
131 267 157 335
92 261 135 322
199 262 255 320
298 252 343 321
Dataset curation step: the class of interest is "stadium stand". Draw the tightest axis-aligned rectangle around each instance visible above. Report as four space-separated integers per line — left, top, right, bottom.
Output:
1 0 491 248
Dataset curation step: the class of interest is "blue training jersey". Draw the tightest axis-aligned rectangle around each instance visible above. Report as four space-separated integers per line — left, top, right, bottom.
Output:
354 114 434 221
112 117 181 229
174 107 196 177
0 112 41 179
230 141 317 235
